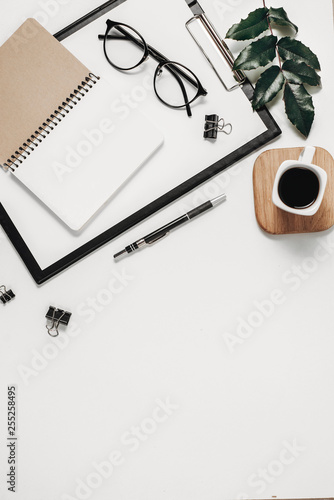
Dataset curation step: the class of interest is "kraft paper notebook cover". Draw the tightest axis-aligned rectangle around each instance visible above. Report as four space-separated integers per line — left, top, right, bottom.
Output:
0 19 163 231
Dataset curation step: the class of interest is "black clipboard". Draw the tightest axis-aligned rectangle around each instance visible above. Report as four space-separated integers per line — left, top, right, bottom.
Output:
0 4 281 285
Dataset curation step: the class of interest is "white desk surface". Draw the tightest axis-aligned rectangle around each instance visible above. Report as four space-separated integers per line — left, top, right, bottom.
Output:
0 1 334 500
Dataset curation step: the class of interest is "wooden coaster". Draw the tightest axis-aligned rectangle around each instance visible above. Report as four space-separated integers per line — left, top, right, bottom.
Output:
253 147 334 235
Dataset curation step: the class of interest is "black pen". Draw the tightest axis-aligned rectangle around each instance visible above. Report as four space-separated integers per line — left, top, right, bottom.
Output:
114 193 226 259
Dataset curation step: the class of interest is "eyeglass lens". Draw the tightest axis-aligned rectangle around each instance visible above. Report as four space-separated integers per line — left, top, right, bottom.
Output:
105 24 146 70
154 63 200 108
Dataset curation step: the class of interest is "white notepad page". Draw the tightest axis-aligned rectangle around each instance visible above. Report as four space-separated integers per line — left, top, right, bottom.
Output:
13 76 163 230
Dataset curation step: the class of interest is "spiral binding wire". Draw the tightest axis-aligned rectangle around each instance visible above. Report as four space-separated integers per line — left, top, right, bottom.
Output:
1 73 100 172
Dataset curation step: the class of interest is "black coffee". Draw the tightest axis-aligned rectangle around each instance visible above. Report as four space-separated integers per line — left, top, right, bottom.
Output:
278 167 319 209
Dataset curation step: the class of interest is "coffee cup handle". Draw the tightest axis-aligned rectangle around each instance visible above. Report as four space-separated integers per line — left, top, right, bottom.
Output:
298 146 316 164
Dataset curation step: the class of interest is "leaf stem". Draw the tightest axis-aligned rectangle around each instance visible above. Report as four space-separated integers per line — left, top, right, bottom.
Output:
263 0 282 70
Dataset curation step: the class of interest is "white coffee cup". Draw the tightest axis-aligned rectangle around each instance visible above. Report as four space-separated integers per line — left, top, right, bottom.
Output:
272 146 327 216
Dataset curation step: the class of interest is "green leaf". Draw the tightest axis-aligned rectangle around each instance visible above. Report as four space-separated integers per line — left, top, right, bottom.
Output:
268 7 298 33
277 37 321 70
252 65 285 109
226 7 269 40
282 60 321 86
233 35 277 71
283 83 314 137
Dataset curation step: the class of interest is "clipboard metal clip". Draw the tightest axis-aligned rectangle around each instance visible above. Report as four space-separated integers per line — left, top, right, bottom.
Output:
186 14 245 91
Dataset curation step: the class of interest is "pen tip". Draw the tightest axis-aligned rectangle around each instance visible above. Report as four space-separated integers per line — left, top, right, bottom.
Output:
113 249 127 260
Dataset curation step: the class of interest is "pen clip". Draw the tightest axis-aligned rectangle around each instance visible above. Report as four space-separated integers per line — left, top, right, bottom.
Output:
147 232 169 245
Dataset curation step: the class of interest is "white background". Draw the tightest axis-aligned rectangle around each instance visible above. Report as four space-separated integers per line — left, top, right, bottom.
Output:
0 1 334 499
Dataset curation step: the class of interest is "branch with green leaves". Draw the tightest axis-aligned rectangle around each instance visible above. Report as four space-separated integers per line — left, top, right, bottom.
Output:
226 6 321 137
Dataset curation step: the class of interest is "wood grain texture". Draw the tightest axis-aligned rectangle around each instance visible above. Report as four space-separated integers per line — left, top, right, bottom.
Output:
253 147 334 234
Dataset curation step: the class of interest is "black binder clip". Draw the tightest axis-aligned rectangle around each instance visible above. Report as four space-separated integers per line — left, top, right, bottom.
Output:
45 306 71 337
204 114 232 140
0 285 15 304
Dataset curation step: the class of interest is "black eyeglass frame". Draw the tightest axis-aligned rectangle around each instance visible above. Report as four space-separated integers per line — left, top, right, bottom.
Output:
99 20 207 116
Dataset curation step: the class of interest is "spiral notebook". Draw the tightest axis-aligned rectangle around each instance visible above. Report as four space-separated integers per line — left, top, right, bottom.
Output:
0 19 163 231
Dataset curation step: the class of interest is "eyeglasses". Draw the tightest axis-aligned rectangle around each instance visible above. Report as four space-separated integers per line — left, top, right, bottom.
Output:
98 20 207 117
